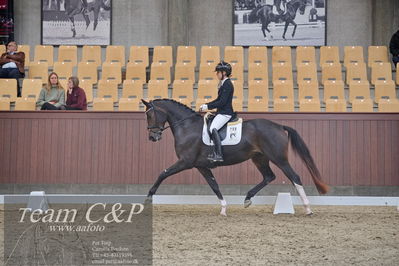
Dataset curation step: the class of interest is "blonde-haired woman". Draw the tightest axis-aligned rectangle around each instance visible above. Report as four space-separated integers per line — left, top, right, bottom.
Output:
37 72 65 110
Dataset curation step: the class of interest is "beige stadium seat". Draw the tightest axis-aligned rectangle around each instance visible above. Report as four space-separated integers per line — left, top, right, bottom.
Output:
150 62 171 84
105 45 125 66
119 80 143 111
15 98 36 110
97 79 119 102
176 46 196 67
370 62 392 85
118 98 141 111
273 80 294 100
200 46 220 65
368 46 389 67
299 98 320 112
346 62 368 85
348 80 370 103
272 62 293 84
326 99 347 112
129 46 149 67
298 80 319 100
321 63 343 84
320 46 340 65
231 80 243 111
172 79 194 107
78 62 98 84
199 63 217 81
28 62 48 83
248 79 268 103
153 46 173 67
147 79 168 99
344 46 364 67
34 45 54 66
0 97 10 110
374 80 397 103
230 62 243 83
0 79 17 102
378 99 399 112
297 63 318 84
101 62 122 84
122 80 143 99
53 62 73 81
18 44 30 67
273 98 294 112
248 62 268 82
80 79 93 103
57 45 77 66
125 62 146 83
352 98 373 112
272 46 291 65
81 45 102 67
22 79 43 100
224 46 244 65
247 97 268 112
93 98 114 111
296 46 316 66
174 63 195 82
248 46 267 64
196 79 218 108
323 80 345 102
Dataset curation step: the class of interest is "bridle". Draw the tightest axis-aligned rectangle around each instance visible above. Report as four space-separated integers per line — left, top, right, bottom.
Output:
145 102 196 134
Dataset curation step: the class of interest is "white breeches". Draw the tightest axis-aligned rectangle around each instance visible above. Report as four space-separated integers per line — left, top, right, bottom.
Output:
210 114 232 132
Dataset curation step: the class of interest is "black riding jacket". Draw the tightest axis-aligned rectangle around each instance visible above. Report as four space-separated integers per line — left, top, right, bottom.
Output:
207 78 235 116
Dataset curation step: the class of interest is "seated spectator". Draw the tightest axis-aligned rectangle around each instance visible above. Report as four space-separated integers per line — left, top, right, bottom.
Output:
0 41 25 96
37 72 65 110
64 76 87 110
389 28 399 68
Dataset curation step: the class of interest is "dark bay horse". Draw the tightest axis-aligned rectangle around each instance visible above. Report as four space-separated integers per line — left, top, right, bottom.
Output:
248 0 306 41
64 0 110 38
142 99 328 216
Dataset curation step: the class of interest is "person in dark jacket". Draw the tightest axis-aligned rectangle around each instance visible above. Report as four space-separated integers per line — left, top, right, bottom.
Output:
389 28 399 68
199 61 235 162
64 76 87 110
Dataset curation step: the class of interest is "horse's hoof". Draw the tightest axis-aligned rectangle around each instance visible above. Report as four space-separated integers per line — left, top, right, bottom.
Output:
144 196 153 205
220 211 227 216
244 199 252 208
306 211 314 216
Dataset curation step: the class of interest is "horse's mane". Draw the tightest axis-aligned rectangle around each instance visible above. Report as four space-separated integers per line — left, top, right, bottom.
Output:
152 99 202 117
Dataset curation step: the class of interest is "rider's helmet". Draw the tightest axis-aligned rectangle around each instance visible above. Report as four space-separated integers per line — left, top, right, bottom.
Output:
215 61 232 77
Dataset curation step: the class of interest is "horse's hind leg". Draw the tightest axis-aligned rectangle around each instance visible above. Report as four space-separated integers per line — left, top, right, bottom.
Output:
69 17 76 38
83 13 90 29
244 155 276 208
275 160 313 215
197 167 227 216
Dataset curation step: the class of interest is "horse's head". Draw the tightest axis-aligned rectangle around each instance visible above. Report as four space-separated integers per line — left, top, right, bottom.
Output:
142 99 168 142
298 0 306 15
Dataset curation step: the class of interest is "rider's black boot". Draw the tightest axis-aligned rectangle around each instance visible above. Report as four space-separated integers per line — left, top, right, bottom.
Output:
208 129 223 162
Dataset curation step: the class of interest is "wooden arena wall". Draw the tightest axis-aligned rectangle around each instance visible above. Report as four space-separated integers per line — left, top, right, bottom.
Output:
0 112 398 187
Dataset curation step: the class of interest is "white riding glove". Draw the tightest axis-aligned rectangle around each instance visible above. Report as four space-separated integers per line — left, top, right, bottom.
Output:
200 104 208 112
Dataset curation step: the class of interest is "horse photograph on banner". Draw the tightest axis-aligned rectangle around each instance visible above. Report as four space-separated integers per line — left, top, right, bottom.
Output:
41 0 111 45
234 0 326 46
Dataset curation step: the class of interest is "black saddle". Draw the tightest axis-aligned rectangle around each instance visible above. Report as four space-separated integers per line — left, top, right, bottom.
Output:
206 113 238 141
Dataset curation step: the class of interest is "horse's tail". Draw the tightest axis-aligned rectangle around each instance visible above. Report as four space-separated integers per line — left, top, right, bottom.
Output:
283 126 329 194
100 0 111 11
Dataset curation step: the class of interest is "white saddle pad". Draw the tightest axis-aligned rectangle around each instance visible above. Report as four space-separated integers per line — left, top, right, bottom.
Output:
202 113 243 146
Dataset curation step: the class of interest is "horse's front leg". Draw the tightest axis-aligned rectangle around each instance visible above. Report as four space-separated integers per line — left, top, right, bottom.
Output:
83 13 90 29
69 17 76 38
92 7 99 31
197 167 227 216
282 21 289 40
292 21 297 37
147 160 190 200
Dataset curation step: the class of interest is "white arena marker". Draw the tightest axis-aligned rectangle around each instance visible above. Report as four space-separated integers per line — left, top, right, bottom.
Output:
273 193 295 215
27 191 49 212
